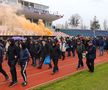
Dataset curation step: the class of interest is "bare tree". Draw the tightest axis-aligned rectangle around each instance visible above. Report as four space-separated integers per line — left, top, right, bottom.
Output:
69 14 81 28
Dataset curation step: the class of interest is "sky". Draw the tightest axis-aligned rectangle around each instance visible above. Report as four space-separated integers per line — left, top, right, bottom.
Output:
24 0 108 27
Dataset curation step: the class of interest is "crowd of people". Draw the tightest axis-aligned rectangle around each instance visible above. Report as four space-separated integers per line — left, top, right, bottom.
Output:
0 36 108 87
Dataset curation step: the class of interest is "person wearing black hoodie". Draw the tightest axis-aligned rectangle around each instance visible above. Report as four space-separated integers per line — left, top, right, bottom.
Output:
7 39 18 87
86 41 96 73
0 40 9 81
19 43 30 86
71 38 76 57
52 40 61 75
29 41 36 66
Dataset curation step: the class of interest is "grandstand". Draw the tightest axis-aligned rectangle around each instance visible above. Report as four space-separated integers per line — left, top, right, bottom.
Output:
60 29 108 37
0 0 63 36
0 0 63 27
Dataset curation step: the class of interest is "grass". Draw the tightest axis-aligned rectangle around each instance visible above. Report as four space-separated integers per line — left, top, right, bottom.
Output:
33 62 108 90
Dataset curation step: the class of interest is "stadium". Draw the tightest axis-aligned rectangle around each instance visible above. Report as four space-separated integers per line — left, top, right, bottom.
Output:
0 0 108 37
0 0 108 90
0 0 63 36
0 0 63 25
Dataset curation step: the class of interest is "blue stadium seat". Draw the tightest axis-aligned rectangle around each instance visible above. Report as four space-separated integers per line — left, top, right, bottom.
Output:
60 29 108 37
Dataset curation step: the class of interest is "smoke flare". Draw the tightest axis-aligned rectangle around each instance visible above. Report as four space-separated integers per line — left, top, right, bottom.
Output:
0 3 53 36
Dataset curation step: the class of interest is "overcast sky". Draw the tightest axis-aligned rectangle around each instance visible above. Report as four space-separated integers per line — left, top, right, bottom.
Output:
25 0 108 27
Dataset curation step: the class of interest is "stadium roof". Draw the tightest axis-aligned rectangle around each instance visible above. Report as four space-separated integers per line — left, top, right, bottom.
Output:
21 0 49 9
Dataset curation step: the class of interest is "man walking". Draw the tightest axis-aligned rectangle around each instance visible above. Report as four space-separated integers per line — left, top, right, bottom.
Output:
0 40 9 81
7 39 18 87
19 43 30 86
86 41 96 73
60 38 66 60
76 40 85 69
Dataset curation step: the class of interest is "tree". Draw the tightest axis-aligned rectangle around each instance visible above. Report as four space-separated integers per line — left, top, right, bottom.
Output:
69 14 81 28
90 16 100 30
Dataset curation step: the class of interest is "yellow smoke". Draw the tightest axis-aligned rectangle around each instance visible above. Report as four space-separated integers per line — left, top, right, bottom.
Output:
18 16 53 36
0 3 53 36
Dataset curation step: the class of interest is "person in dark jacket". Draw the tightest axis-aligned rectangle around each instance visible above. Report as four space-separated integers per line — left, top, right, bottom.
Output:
19 43 30 86
105 38 108 53
34 41 41 67
0 40 9 81
36 41 42 67
15 41 21 65
29 41 36 66
52 40 61 75
47 39 53 60
30 41 41 67
99 37 105 56
71 38 76 57
66 38 71 57
76 40 85 69
86 41 96 73
104 38 108 52
25 38 31 51
38 40 52 69
7 39 18 87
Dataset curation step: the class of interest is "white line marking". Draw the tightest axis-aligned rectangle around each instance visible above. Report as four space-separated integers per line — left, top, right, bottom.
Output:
0 62 77 86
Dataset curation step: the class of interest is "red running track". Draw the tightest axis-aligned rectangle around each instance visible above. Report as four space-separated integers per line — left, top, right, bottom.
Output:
0 51 108 90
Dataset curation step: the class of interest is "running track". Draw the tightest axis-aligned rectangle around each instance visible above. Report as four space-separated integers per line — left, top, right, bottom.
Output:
0 51 108 90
